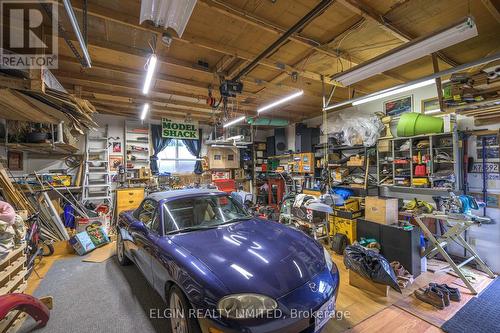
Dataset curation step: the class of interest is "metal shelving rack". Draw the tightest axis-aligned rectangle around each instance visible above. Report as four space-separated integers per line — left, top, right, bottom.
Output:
377 131 462 191
124 121 150 180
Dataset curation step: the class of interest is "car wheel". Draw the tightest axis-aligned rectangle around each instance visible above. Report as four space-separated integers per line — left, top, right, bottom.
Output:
116 232 131 266
168 286 201 333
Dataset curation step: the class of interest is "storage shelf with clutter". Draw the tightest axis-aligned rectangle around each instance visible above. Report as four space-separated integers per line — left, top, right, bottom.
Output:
377 131 461 191
124 121 151 180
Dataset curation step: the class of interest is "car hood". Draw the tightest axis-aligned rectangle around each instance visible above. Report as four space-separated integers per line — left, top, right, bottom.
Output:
170 219 325 298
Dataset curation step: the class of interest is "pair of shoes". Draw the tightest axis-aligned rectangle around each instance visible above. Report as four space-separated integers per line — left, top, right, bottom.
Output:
391 261 414 289
429 283 461 302
414 286 447 310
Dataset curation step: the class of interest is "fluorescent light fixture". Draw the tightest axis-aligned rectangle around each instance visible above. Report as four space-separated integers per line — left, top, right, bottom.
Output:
223 116 245 128
352 79 435 106
140 103 150 120
142 54 157 95
425 109 442 114
323 52 500 112
139 0 197 38
227 135 244 141
257 90 304 113
332 17 478 86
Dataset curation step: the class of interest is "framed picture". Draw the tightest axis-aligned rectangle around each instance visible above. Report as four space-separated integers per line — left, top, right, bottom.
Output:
112 142 122 153
109 155 123 171
421 97 440 113
384 95 413 117
7 151 23 171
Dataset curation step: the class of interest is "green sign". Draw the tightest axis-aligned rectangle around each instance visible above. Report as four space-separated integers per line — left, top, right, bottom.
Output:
161 118 199 139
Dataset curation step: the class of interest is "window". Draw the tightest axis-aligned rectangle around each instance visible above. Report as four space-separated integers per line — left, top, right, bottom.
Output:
134 199 158 229
162 194 250 233
157 139 197 173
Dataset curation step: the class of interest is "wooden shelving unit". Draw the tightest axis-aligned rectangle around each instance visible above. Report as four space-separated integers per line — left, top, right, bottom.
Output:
124 121 150 180
0 142 78 155
0 243 28 333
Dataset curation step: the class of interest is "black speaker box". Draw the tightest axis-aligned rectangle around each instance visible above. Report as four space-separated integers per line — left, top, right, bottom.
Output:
266 136 275 157
274 128 287 155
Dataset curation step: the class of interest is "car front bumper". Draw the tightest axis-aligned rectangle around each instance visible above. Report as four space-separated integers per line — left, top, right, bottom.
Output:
197 266 340 333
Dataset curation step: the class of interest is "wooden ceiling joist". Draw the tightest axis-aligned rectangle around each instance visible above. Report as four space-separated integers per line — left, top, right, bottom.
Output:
337 0 460 67
66 0 345 88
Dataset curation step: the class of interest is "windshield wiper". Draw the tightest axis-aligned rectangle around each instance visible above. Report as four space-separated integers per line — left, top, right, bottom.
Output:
219 216 252 225
166 225 219 235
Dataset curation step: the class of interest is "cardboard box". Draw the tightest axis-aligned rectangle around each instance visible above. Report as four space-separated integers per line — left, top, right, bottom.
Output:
347 155 365 166
69 232 95 255
208 147 240 169
364 196 398 225
378 139 391 153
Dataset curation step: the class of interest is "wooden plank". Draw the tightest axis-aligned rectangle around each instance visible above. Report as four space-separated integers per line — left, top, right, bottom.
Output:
346 306 441 333
349 269 389 297
0 269 26 295
0 256 26 282
0 89 57 123
0 244 26 267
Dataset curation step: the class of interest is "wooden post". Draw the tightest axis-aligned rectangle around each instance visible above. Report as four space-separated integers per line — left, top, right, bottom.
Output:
431 53 444 112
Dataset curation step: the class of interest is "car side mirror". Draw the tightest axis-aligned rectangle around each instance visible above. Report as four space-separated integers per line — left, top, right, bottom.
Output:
129 221 148 234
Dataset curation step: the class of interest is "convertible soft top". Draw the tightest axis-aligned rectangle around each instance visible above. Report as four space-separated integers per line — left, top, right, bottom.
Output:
147 188 223 202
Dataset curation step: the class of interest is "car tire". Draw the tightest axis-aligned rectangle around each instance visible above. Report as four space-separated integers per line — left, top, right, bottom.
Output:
332 233 348 255
168 286 201 333
116 232 131 266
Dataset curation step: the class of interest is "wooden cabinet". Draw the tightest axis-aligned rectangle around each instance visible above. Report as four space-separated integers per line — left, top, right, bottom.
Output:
116 188 145 217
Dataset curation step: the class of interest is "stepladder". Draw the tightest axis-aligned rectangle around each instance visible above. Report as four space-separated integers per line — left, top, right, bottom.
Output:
82 126 112 209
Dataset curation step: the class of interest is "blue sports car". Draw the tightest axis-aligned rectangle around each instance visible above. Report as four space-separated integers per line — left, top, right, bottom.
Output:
117 189 339 333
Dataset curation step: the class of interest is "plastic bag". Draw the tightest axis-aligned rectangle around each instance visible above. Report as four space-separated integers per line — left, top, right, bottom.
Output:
328 114 384 147
344 244 401 293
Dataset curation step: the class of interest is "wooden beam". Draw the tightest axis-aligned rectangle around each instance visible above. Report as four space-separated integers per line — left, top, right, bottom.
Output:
90 99 216 117
66 0 342 88
337 0 459 67
72 90 225 114
481 0 500 23
196 0 406 87
56 34 324 99
431 53 445 111
197 0 358 70
0 75 31 90
94 106 214 122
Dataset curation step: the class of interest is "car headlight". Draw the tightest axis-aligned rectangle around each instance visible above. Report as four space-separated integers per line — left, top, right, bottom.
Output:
324 247 333 271
217 294 277 319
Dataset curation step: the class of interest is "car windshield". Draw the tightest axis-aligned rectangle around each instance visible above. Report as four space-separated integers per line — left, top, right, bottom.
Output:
163 194 251 234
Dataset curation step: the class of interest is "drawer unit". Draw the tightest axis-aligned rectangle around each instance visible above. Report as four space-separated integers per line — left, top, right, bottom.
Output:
116 188 145 215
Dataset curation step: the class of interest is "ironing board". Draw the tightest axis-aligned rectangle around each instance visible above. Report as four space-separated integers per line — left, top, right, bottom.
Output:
415 213 495 294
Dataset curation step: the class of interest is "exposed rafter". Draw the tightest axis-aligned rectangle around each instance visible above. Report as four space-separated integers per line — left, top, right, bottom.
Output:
336 0 459 67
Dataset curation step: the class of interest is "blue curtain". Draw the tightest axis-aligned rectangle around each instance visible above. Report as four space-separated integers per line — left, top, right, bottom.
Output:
183 129 202 174
150 124 172 175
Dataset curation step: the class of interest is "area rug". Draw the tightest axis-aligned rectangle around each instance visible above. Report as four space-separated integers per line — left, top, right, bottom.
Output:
20 256 170 333
442 277 500 333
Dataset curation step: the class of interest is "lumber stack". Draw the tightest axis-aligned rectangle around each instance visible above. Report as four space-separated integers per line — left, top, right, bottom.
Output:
0 163 69 241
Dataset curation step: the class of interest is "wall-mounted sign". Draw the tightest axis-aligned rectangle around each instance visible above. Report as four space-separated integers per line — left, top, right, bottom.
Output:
161 118 199 139
470 162 499 173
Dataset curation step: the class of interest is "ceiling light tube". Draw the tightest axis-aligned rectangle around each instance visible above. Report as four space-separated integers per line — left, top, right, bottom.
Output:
331 16 477 86
140 103 149 120
352 79 435 106
324 52 500 112
142 55 158 95
257 90 304 113
223 116 246 128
